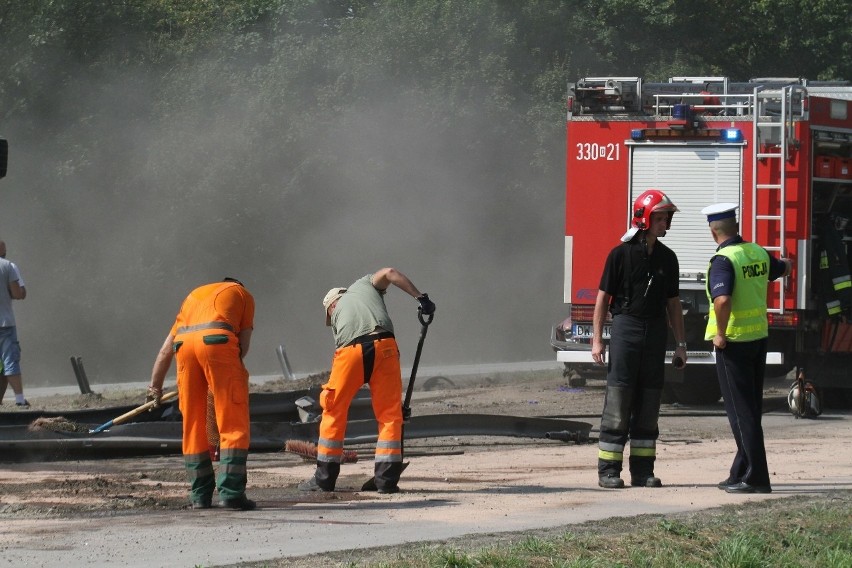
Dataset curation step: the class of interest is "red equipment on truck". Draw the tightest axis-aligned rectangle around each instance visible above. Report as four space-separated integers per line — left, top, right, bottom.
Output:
552 76 852 406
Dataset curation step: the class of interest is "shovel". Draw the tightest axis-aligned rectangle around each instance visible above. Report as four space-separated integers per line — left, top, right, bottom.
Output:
88 390 179 434
362 310 434 491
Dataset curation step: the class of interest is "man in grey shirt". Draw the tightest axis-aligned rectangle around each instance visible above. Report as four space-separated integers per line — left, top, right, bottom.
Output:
0 240 28 407
299 267 435 494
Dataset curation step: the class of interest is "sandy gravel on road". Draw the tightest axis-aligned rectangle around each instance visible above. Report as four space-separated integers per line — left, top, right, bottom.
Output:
1 370 849 567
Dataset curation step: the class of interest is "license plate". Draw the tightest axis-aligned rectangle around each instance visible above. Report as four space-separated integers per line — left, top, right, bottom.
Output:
572 324 611 339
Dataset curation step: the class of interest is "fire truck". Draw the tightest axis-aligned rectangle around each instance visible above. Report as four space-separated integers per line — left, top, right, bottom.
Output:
552 76 852 405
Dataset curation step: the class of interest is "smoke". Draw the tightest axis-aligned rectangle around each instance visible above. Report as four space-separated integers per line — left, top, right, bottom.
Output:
0 27 566 389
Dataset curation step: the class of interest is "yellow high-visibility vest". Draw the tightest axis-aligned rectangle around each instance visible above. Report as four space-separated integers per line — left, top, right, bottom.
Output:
705 242 770 341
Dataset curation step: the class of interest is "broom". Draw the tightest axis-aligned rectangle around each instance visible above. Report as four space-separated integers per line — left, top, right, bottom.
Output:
284 439 359 463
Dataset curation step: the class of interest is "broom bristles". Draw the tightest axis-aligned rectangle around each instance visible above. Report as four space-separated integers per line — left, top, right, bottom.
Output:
284 439 358 463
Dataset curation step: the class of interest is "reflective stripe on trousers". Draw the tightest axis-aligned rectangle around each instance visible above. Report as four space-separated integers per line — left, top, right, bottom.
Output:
598 314 665 476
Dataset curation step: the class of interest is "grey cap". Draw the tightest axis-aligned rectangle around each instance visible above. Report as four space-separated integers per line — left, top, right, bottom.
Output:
322 287 347 326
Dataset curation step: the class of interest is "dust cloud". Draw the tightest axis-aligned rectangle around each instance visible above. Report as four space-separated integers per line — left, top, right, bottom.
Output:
0 40 566 389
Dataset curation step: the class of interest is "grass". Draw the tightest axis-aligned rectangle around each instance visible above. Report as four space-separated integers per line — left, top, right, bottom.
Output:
226 491 851 568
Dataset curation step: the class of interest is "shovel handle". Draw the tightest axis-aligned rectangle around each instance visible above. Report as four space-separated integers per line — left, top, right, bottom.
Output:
89 390 179 434
404 312 433 411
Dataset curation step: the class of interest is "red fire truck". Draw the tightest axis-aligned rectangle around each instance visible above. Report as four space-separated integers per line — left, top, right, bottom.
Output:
552 76 852 405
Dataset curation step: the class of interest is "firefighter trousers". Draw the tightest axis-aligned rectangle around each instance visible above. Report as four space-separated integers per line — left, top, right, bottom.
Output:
175 332 250 504
315 335 402 491
714 338 771 487
598 314 665 478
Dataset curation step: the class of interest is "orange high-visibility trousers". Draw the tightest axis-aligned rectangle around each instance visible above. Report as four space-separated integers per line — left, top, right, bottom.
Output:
316 336 402 490
175 330 250 499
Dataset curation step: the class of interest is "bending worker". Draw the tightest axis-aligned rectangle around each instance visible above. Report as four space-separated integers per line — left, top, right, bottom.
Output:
148 277 256 510
702 203 791 494
299 267 435 494
592 189 687 489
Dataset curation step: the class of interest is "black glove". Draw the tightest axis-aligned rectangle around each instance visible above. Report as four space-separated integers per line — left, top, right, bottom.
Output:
416 293 435 315
146 385 163 409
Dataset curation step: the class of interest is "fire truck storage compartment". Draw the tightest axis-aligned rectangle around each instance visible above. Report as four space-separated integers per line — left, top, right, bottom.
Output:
809 126 852 399
629 144 743 277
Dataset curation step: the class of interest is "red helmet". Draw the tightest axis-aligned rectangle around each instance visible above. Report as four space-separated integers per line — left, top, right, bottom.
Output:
621 189 678 242
632 189 678 230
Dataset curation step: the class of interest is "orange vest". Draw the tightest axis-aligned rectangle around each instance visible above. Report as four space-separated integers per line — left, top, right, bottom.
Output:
171 282 254 336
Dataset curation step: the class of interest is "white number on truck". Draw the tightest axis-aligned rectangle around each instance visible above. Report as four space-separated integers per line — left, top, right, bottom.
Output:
576 142 620 161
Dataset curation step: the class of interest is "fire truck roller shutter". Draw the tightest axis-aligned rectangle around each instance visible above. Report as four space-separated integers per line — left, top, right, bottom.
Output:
630 145 742 276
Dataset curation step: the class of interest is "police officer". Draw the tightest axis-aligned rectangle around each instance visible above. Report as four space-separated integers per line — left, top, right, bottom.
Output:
592 189 688 489
702 203 791 494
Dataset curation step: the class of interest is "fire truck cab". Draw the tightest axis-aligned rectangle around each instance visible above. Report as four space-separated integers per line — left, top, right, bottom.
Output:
553 76 852 405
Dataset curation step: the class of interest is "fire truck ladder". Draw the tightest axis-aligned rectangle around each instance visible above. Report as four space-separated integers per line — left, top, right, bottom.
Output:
751 84 804 313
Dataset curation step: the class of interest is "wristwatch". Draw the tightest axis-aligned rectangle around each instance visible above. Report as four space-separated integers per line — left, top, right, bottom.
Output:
676 342 687 349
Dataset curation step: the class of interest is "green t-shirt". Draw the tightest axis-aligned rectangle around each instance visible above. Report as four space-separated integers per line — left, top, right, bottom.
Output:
330 274 395 347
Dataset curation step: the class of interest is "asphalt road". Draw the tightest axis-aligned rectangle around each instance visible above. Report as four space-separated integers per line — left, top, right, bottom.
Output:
2 407 850 568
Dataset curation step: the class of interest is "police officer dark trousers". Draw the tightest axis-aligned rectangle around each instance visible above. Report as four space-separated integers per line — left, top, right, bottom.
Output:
714 339 771 488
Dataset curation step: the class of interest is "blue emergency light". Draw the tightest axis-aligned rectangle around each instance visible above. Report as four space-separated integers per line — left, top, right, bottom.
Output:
631 129 644 140
723 128 743 142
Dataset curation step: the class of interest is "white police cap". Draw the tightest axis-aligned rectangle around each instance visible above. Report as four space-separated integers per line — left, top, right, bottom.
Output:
700 203 738 223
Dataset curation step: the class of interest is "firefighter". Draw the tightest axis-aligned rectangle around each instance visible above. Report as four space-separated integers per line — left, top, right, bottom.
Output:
148 277 256 510
814 214 851 319
591 189 687 489
299 267 435 494
702 203 791 494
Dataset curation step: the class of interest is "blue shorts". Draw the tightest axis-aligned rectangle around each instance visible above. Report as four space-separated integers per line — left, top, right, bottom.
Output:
0 327 22 376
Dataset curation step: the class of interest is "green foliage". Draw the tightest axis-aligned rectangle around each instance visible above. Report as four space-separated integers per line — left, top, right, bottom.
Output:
712 533 770 568
658 518 699 538
296 494 851 568
579 0 851 80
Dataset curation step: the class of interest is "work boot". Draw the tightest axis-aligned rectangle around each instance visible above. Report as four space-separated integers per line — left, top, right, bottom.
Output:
298 476 333 492
631 476 662 488
598 474 625 489
191 498 212 510
219 495 257 510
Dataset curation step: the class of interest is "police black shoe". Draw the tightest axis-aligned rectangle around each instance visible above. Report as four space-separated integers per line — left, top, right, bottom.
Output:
724 482 772 494
717 477 739 490
219 495 257 510
631 476 662 488
376 485 399 494
298 476 333 492
598 475 625 489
